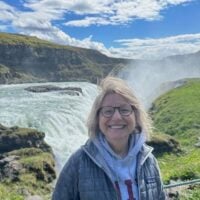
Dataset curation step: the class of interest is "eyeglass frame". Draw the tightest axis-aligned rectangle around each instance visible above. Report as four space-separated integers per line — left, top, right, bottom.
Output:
98 104 134 118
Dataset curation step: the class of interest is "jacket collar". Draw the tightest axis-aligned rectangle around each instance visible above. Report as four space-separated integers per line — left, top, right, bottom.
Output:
137 144 153 166
82 138 153 167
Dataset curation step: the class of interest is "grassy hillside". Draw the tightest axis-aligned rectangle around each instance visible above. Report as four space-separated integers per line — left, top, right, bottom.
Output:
150 78 200 183
0 32 77 50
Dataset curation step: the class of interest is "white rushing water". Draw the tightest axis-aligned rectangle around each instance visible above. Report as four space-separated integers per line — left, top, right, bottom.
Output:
1 62 200 172
0 82 98 171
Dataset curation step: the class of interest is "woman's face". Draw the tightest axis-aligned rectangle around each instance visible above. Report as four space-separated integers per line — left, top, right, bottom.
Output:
99 93 136 147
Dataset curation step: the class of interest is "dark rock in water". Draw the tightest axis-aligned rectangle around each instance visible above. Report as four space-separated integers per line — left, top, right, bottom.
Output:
24 85 82 96
0 124 51 154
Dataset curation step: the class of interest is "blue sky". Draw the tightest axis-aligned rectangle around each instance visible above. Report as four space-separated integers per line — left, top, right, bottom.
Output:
1 0 200 59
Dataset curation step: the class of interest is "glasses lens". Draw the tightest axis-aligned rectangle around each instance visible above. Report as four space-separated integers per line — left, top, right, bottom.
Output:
101 107 114 117
119 105 133 116
100 105 133 117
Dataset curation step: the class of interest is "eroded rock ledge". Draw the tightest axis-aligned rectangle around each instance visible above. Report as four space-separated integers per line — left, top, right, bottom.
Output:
24 85 82 96
0 124 56 200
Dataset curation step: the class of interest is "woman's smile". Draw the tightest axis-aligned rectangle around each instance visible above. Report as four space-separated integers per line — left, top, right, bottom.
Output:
99 93 136 151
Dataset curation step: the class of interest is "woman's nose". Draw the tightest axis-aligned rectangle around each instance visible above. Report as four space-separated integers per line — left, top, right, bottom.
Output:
111 109 122 119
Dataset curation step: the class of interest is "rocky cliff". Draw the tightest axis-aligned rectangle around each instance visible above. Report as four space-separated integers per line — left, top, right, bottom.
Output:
0 124 56 200
0 32 130 84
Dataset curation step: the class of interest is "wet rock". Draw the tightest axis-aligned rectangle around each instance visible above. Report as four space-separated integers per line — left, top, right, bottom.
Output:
24 85 82 95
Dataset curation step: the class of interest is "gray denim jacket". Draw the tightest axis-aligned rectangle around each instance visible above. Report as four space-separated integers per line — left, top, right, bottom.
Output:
52 139 166 200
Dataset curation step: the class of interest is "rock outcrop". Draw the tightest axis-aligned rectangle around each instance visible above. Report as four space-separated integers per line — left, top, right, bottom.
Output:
24 85 82 96
147 132 181 156
0 32 130 84
0 124 52 154
0 123 56 199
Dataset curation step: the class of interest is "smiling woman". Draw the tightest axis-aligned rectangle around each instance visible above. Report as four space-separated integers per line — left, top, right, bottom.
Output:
52 76 166 200
98 93 137 157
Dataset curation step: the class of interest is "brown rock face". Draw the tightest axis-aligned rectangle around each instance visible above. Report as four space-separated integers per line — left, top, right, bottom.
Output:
0 124 51 154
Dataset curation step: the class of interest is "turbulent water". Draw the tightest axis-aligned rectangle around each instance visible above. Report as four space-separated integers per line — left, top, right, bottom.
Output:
0 82 97 171
1 62 200 171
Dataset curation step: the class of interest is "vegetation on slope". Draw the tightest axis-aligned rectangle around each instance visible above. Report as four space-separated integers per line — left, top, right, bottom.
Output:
0 32 77 50
0 124 56 200
151 78 200 147
150 78 200 199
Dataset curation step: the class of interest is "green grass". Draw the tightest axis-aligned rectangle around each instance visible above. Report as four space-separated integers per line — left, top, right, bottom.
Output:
151 79 200 144
158 149 200 183
1 148 55 200
0 32 77 50
150 79 200 199
1 175 52 200
179 185 200 200
0 184 24 200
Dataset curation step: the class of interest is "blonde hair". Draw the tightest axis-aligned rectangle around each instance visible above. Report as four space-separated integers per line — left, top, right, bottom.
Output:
87 76 152 139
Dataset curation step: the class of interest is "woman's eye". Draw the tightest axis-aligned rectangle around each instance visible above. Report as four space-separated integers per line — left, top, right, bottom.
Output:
121 109 129 113
104 109 113 114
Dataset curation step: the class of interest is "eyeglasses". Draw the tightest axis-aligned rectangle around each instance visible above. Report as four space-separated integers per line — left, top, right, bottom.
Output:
99 104 134 118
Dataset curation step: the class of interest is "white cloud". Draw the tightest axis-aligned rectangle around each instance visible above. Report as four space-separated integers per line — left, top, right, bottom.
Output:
0 0 194 31
0 1 18 21
21 25 111 57
9 0 193 28
110 34 200 59
0 0 199 60
62 0 193 27
64 16 111 27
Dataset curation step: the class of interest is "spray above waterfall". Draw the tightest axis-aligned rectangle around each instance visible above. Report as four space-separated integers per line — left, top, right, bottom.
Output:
118 55 200 109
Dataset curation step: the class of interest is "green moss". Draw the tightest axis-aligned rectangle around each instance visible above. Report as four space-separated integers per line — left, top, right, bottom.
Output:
1 175 51 200
7 147 44 157
1 148 55 199
1 162 54 199
0 184 24 200
20 151 55 174
0 125 44 138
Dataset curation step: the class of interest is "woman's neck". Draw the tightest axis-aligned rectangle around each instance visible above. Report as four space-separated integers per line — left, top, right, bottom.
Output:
108 139 129 158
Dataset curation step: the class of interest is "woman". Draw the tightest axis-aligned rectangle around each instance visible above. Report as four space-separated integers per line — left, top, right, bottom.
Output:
52 76 166 200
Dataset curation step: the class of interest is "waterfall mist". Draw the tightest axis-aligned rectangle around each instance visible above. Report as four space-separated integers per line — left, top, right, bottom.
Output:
118 55 200 109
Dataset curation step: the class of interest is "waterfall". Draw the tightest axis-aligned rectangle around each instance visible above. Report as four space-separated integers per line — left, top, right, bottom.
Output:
0 82 98 171
1 61 200 171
